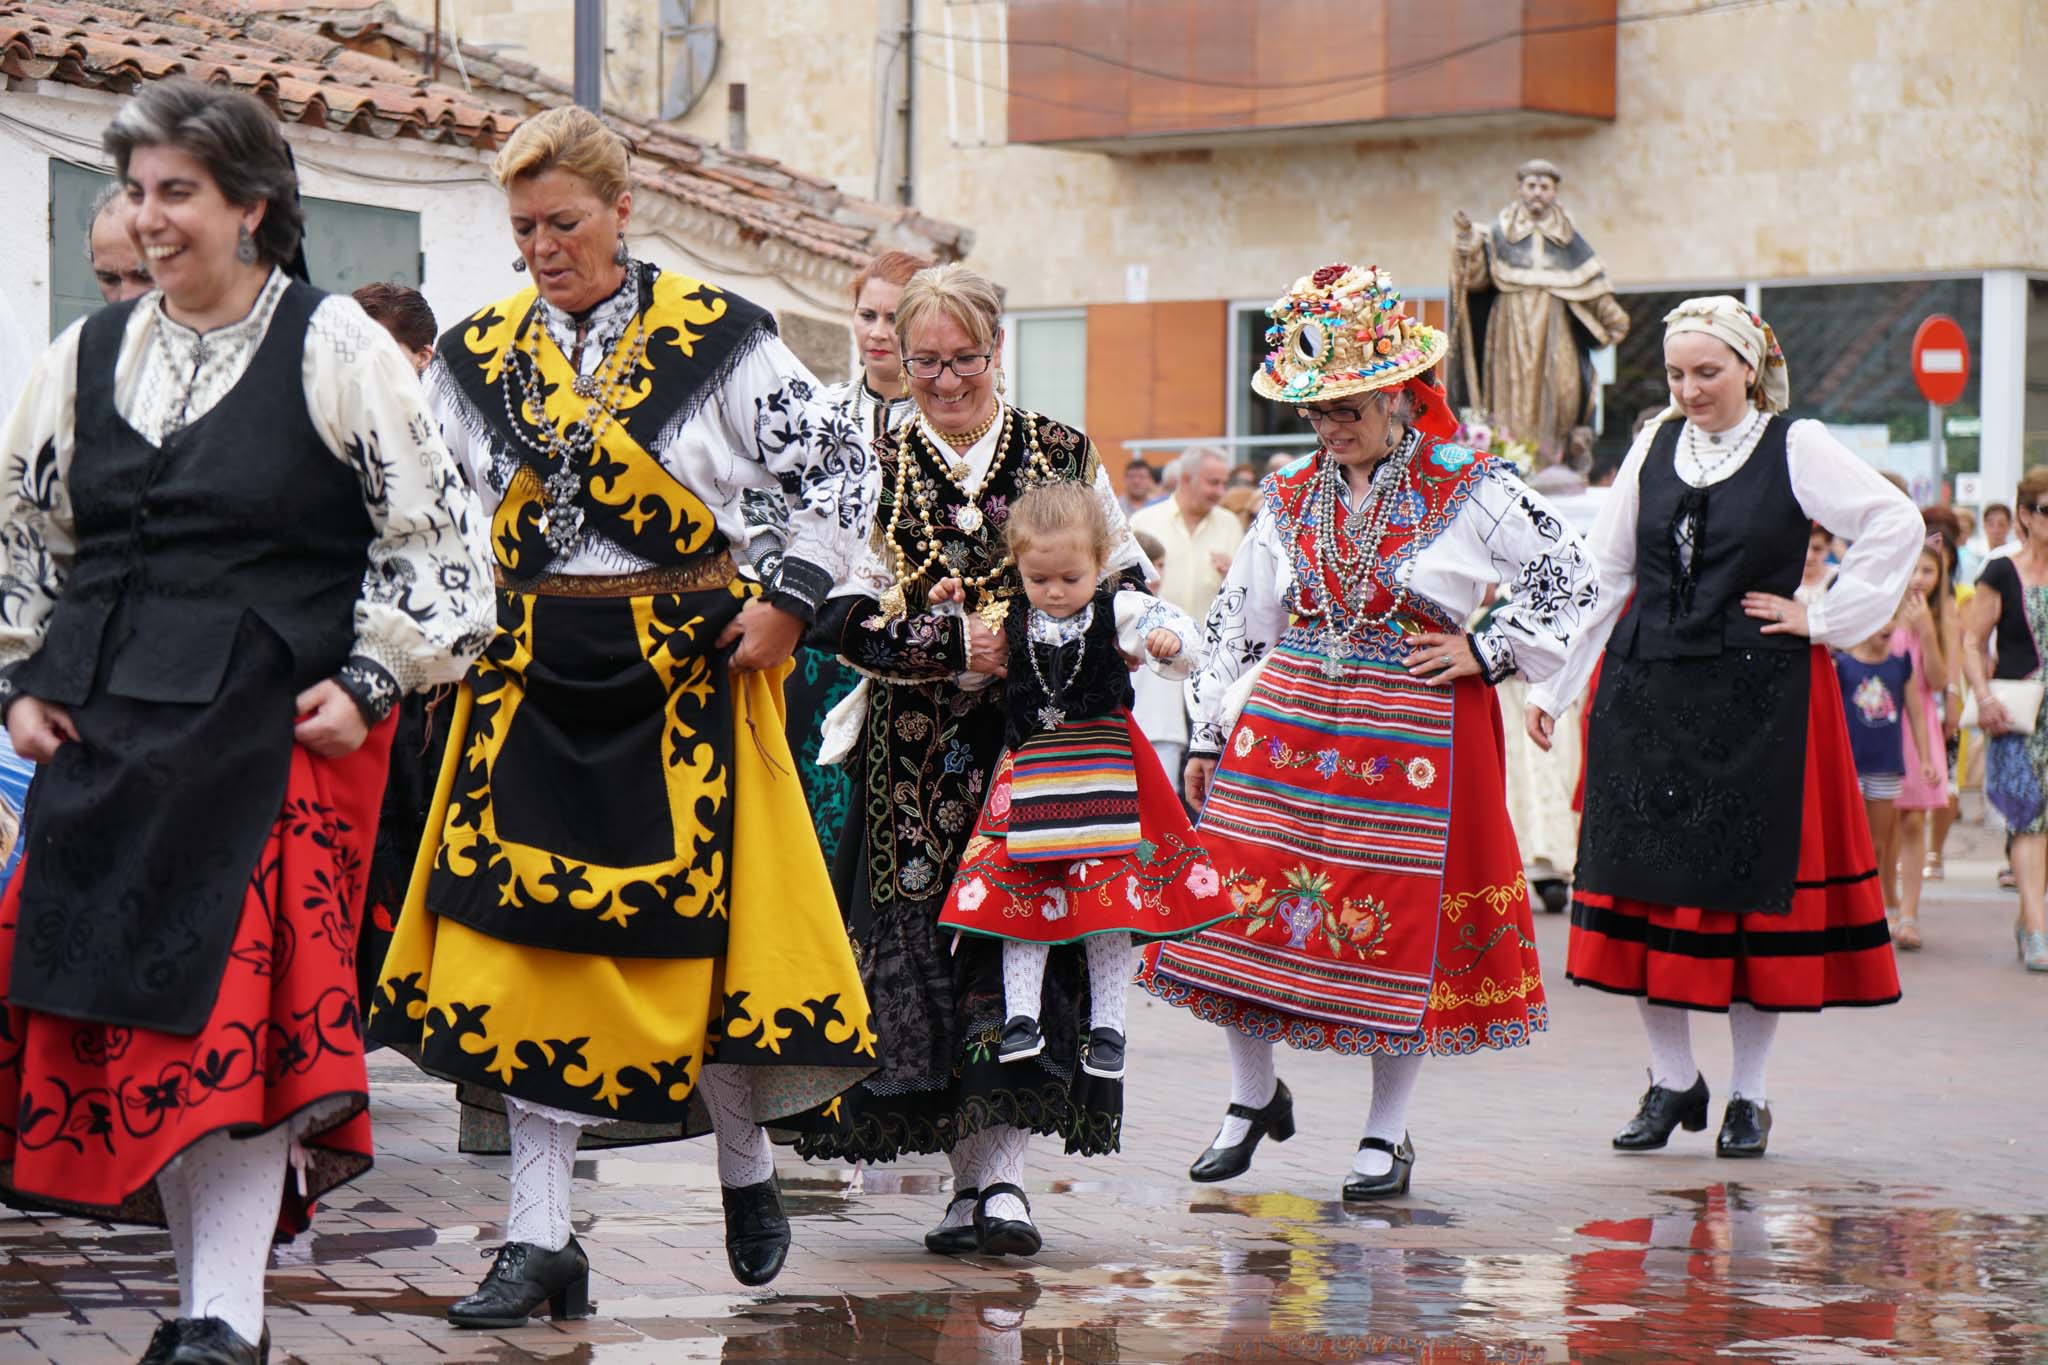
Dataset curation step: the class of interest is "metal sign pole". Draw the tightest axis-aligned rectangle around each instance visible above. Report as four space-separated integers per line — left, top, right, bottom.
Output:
1930 400 1945 501
574 0 603 112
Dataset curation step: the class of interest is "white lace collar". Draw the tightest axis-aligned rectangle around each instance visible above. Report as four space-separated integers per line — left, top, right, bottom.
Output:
532 263 642 372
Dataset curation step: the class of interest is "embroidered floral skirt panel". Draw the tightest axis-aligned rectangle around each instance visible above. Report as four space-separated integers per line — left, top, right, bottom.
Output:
1567 648 1900 1012
938 712 1234 944
793 675 1122 1163
0 722 394 1228
367 584 875 1137
1141 650 1546 1056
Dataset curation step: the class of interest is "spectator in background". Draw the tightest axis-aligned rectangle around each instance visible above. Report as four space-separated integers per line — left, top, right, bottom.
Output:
84 182 153 304
1121 458 1159 516
1131 444 1244 623
1973 501 2016 572
354 280 437 374
1226 464 1258 491
1128 529 1189 790
1220 483 1261 533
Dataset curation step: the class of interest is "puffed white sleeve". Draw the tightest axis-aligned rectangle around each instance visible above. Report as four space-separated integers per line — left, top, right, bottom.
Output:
0 323 84 706
1526 424 1656 717
1464 461 1601 688
1185 502 1288 757
1113 588 1202 680
303 298 497 721
1788 419 1921 649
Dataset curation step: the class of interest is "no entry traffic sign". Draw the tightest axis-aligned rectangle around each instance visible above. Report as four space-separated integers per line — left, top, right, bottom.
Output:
1912 315 1970 407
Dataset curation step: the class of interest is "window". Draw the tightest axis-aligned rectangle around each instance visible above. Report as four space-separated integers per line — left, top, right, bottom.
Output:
50 160 423 336
2027 277 2048 470
1007 312 1086 431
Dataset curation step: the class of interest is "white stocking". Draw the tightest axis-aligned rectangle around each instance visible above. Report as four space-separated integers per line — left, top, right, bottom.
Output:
1002 941 1051 1023
1727 1002 1779 1102
505 1097 580 1251
180 1125 288 1344
156 1157 195 1317
1352 1053 1424 1177
977 1124 1031 1223
1213 1029 1277 1147
1637 1000 1699 1090
1084 932 1132 1035
937 1130 993 1232
698 1063 775 1188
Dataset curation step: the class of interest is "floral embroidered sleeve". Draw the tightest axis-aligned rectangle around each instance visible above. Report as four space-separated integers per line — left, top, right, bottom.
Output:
1184 501 1290 757
304 298 496 722
1463 461 1600 688
1114 589 1202 681
819 595 969 682
0 323 82 713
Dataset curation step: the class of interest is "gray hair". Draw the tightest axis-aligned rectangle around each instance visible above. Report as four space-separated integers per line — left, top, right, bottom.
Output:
103 78 304 270
1176 444 1231 480
1516 157 1563 184
82 182 125 264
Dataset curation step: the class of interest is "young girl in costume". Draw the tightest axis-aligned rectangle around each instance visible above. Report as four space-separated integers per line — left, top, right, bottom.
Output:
934 482 1231 1081
1833 627 1937 922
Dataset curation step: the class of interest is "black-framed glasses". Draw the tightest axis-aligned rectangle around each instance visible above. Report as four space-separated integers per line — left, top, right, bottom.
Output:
904 352 994 380
2027 502 2048 517
1297 404 1366 427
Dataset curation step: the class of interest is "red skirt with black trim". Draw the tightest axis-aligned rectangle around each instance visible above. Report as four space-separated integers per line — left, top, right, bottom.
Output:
1567 648 1899 1012
0 720 392 1230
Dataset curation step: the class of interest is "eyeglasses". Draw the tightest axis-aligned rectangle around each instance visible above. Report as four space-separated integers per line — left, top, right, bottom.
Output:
2027 502 2048 517
1297 404 1366 427
904 352 994 380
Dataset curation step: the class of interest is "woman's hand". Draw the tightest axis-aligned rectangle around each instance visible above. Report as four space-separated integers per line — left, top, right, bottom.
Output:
1403 632 1481 684
1184 756 1217 808
717 599 805 673
1979 693 2015 735
1525 704 1556 752
1743 592 1810 637
1145 627 1182 661
294 680 369 757
965 615 1008 677
7 696 78 763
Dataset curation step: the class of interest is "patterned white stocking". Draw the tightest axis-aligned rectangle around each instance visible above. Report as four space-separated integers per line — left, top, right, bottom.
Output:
1352 1053 1424 1177
1214 1029 1277 1147
937 1132 992 1233
977 1125 1031 1223
179 1125 288 1344
156 1156 195 1317
1638 1000 1699 1091
1002 941 1051 1023
698 1063 775 1188
505 1097 580 1251
1084 932 1132 1035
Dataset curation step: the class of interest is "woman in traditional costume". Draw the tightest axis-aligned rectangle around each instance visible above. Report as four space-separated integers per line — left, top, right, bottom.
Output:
1140 262 1599 1201
743 248 928 868
366 107 876 1312
795 263 1149 1257
0 79 493 1365
1528 296 1915 1158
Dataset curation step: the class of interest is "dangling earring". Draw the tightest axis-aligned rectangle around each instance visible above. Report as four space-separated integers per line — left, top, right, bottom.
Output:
995 368 1007 396
614 237 631 267
235 224 258 266
1384 423 1399 453
512 257 529 273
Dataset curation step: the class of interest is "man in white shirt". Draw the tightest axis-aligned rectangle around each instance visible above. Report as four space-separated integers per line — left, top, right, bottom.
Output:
1130 445 1245 622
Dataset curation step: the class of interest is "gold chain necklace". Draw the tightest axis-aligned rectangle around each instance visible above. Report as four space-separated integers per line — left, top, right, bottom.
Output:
929 398 1001 456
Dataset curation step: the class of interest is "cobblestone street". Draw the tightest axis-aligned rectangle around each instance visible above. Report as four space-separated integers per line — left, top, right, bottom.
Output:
4 813 2044 1363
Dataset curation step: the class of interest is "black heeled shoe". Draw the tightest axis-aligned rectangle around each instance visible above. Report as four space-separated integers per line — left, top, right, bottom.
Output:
974 1182 1042 1257
722 1177 791 1286
156 1317 268 1364
1341 1134 1415 1201
1612 1073 1710 1151
1716 1097 1772 1158
447 1237 592 1328
1188 1078 1294 1183
923 1185 981 1255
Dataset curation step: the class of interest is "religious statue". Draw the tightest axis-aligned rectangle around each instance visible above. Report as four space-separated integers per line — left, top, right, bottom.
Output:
1449 159 1631 462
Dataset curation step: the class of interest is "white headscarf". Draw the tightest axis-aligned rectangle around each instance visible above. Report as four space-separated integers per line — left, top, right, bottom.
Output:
1661 295 1790 414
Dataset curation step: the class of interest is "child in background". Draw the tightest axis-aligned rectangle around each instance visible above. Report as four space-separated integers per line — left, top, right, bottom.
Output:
1794 522 1835 608
1128 529 1191 788
934 483 1232 1082
1835 628 1937 932
1886 539 1952 950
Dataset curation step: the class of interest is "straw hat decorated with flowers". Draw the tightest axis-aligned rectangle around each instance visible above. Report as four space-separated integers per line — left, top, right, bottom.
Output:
1253 262 1450 405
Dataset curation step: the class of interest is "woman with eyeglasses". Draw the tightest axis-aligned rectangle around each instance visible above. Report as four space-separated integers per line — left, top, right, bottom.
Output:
1528 296 1917 1159
794 262 1151 1258
1963 466 2048 972
1140 263 1598 1202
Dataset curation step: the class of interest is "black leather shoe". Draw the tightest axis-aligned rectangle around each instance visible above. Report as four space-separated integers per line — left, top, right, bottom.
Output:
1535 878 1570 914
1341 1134 1415 1201
1612 1073 1710 1151
998 1016 1045 1063
1188 1078 1294 1183
139 1320 181 1365
722 1177 791 1286
161 1317 265 1365
923 1185 980 1255
1081 1027 1126 1079
974 1182 1042 1257
448 1238 592 1327
1716 1097 1772 1158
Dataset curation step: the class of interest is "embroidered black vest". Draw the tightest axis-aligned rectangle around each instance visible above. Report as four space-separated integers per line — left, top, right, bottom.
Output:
1002 586 1133 748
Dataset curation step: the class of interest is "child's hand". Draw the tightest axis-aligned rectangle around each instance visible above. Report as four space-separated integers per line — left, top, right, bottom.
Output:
1145 627 1182 661
927 577 965 605
1922 761 1940 787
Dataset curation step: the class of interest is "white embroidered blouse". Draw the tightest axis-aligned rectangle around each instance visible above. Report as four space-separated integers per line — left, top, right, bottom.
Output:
0 269 495 711
1185 453 1600 756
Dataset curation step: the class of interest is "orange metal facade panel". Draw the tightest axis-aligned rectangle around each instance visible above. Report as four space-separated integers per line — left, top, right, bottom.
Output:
1085 301 1228 473
1251 0 1388 130
1521 0 1618 117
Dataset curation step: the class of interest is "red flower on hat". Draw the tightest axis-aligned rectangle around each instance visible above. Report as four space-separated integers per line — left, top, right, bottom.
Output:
1312 264 1348 289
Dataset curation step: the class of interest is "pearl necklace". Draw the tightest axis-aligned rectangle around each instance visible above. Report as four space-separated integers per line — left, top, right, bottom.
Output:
1309 429 1421 677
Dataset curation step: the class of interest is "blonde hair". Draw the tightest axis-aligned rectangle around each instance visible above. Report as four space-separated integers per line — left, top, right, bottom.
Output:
494 106 629 204
1007 481 1113 567
895 262 1002 354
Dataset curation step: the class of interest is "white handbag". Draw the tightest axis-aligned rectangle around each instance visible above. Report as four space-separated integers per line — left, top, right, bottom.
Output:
1962 678 2044 736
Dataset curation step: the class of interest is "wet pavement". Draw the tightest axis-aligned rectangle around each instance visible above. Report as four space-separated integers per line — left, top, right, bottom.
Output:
4 812 2046 1362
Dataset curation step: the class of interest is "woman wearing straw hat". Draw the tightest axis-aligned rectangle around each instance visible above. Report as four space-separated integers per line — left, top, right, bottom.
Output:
1140 262 1600 1200
1528 296 1917 1159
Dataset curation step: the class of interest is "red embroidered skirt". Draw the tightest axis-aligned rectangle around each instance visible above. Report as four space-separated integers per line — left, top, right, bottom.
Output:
1140 650 1546 1056
1567 648 1900 1012
938 712 1235 944
0 722 392 1229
